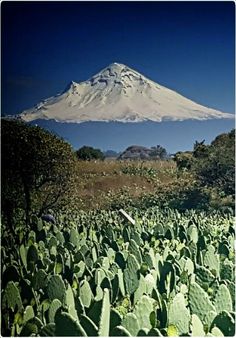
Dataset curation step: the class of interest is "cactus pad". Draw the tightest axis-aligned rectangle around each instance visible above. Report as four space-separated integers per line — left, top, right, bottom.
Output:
80 279 93 308
168 293 190 335
124 254 140 295
191 314 205 337
122 313 140 336
80 314 98 336
98 288 110 337
189 282 215 322
210 310 235 336
133 295 155 330
2 281 23 311
203 245 220 276
47 275 66 303
214 283 232 313
110 325 132 336
55 311 86 336
48 299 62 323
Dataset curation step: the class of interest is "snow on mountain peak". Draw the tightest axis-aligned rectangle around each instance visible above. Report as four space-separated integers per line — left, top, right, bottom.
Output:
18 63 233 123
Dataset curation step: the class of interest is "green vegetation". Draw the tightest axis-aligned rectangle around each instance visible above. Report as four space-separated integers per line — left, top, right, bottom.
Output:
2 119 76 225
1 120 235 336
1 207 235 336
174 129 235 196
76 146 105 161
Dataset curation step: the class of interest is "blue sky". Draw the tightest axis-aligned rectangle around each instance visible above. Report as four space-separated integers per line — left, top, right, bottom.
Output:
2 1 235 116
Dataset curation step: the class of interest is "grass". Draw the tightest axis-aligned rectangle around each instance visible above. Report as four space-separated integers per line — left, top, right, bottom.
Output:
69 159 193 209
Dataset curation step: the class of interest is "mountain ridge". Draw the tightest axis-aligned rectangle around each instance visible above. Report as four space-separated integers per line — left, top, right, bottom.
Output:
17 62 233 123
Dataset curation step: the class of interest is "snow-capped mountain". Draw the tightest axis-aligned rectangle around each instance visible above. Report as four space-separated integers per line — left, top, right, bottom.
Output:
18 62 233 123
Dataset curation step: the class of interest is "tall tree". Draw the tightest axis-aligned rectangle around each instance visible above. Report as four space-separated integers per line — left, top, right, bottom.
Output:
2 119 76 225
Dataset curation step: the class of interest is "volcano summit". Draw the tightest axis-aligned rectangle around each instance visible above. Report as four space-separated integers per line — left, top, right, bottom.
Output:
18 63 233 123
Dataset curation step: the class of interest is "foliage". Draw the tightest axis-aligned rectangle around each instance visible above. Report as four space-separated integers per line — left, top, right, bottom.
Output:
1 206 235 336
193 129 235 195
174 151 193 170
150 145 168 159
2 119 76 224
76 146 105 161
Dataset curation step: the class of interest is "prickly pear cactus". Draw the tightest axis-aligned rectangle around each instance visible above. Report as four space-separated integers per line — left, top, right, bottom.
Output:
98 288 110 337
40 323 56 336
115 252 126 270
21 316 43 336
23 305 35 323
80 314 98 336
124 254 140 295
79 279 93 308
144 273 155 295
203 244 220 277
122 313 140 336
189 282 215 322
210 310 235 336
195 265 215 287
211 327 224 337
179 257 194 276
48 299 62 323
110 308 122 334
187 224 198 244
168 293 190 335
27 244 39 264
65 283 78 320
55 310 86 336
19 244 27 269
220 258 234 282
133 295 155 330
214 283 232 313
2 281 23 311
110 325 132 336
204 310 217 331
118 269 126 297
128 239 142 264
69 228 80 248
191 314 205 337
158 261 175 296
47 274 66 303
32 269 48 291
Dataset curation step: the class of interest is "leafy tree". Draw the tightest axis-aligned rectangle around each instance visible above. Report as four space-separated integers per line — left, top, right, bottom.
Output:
76 146 105 161
150 145 167 159
193 129 235 195
193 140 209 159
174 151 193 170
2 119 76 225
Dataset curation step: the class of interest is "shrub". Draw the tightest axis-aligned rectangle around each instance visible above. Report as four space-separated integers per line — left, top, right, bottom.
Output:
174 151 193 170
2 119 76 225
76 146 105 161
193 129 235 196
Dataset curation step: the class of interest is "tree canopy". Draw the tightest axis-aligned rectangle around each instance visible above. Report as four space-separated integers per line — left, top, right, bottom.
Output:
193 129 235 195
2 119 76 225
76 146 105 161
174 129 235 196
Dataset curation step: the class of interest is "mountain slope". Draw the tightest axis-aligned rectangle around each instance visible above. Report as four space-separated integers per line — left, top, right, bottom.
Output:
19 62 233 123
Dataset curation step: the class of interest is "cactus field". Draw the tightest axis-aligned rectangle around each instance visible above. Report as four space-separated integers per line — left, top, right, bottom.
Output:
1 206 235 336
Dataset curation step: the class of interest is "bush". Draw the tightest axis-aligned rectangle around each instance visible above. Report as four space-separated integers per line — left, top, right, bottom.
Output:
174 151 193 170
76 146 105 161
150 145 168 159
193 129 235 196
2 119 76 225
